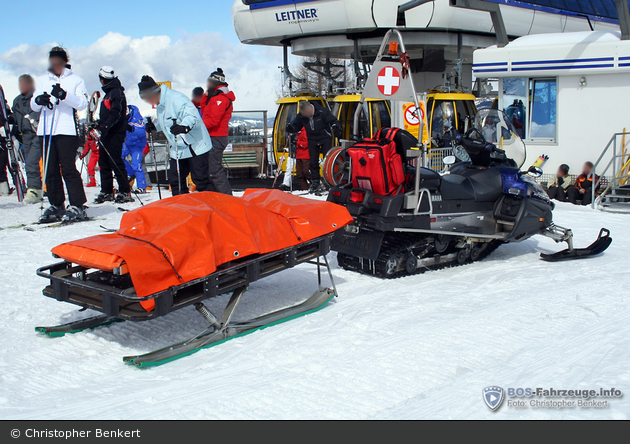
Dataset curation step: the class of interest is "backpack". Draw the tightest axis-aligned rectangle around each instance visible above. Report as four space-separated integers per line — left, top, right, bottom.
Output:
348 127 405 196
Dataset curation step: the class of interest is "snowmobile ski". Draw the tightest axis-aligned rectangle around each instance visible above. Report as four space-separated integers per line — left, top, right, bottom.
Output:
35 314 122 337
123 286 335 367
540 228 612 262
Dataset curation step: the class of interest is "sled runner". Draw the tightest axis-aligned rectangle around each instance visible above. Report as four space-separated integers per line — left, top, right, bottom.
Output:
36 190 353 366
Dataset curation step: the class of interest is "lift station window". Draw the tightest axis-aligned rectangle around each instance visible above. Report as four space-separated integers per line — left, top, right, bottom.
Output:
529 79 557 141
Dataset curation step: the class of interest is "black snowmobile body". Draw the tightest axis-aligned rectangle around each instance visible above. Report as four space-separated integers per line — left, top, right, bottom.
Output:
328 115 610 278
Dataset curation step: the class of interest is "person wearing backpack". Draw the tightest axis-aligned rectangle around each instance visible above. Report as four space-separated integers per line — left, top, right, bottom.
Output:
121 105 148 193
200 68 233 195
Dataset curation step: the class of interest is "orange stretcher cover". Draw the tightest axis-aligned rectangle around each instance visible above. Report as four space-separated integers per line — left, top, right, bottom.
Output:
51 190 353 311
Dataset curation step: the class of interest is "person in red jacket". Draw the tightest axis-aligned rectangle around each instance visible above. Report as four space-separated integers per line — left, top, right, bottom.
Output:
280 128 310 191
200 68 234 195
79 131 99 187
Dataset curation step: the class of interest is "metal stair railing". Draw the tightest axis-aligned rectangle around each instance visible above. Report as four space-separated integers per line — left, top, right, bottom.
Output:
590 131 630 208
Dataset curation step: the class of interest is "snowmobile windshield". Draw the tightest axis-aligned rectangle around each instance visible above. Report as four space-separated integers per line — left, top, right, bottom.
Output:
474 109 526 168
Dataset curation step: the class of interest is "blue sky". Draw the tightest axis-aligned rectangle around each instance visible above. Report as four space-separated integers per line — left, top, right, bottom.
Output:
1 0 241 52
0 0 284 113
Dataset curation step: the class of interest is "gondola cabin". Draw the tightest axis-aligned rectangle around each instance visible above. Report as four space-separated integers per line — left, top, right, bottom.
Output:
332 95 392 143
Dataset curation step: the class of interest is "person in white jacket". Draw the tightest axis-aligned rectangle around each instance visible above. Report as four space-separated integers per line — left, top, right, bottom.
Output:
31 47 88 223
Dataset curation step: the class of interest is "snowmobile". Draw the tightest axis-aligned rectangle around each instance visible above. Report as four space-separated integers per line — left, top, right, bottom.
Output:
35 190 353 366
328 108 612 278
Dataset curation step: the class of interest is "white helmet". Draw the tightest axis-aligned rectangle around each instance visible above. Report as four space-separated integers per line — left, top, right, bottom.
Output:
99 66 116 80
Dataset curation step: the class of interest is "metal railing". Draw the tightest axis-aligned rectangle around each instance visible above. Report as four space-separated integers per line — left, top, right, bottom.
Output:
428 148 453 171
591 132 630 208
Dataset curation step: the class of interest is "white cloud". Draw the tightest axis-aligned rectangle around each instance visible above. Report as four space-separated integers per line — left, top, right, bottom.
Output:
0 32 284 118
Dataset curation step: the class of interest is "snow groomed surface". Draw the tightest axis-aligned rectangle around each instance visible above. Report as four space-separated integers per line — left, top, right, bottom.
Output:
0 187 628 419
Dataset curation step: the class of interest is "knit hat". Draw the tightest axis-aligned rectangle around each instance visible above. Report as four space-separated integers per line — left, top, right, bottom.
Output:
208 68 226 84
559 164 569 174
49 46 68 62
138 75 161 98
99 66 116 80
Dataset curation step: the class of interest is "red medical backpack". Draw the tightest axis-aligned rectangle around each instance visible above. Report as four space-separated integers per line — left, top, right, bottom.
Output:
348 128 405 196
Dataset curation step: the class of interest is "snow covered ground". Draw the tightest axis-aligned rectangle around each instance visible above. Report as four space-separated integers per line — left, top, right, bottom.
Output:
0 186 628 420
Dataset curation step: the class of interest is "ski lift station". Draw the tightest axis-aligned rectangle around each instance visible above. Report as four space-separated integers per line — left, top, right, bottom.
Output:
233 0 630 177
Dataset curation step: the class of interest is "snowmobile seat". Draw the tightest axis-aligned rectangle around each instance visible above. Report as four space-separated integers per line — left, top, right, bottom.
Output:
418 167 441 191
439 174 475 201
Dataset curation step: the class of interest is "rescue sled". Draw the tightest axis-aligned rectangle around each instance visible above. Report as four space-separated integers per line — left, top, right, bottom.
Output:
36 190 353 367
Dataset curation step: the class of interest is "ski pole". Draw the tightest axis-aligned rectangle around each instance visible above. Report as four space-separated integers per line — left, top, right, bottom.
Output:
170 119 186 195
147 129 162 200
94 134 144 206
40 108 56 215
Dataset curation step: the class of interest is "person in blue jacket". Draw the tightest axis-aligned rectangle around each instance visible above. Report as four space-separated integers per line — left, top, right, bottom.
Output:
122 105 148 192
138 75 211 196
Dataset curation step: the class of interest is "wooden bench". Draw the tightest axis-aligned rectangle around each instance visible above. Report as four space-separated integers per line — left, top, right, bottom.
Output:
223 150 261 177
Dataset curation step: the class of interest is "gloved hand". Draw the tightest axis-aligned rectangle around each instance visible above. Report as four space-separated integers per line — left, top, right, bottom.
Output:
87 120 100 131
35 92 53 108
127 123 135 133
145 119 156 133
79 151 88 160
51 83 67 101
332 124 342 139
7 114 16 125
98 126 108 137
90 128 102 139
170 123 190 136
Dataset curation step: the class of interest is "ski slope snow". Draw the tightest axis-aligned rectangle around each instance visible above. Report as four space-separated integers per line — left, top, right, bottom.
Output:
0 188 628 419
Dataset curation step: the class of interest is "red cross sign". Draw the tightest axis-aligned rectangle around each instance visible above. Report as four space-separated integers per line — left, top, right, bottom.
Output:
377 66 401 96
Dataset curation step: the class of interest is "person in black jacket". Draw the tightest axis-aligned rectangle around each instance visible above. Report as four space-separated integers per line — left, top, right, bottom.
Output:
95 66 133 204
287 100 341 193
12 74 42 203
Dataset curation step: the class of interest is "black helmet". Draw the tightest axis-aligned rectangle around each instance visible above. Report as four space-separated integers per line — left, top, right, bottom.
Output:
559 164 569 174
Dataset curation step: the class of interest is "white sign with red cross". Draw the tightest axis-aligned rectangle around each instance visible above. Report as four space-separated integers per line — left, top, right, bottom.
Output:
362 61 416 102
377 66 401 96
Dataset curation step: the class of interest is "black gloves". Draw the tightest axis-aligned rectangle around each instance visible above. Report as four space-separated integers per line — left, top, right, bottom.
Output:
170 123 190 136
7 114 16 125
332 124 342 139
35 92 53 109
127 123 135 133
51 83 67 101
145 118 156 133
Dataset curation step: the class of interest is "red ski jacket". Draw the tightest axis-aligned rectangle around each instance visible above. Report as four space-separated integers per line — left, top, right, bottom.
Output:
296 128 309 160
201 86 235 137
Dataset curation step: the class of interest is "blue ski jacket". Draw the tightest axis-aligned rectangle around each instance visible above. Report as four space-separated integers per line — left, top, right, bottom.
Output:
125 105 146 151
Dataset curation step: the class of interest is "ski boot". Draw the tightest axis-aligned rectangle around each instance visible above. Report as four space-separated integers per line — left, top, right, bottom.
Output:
23 189 43 204
39 205 65 223
94 192 115 204
135 188 147 195
278 184 291 192
128 175 136 188
62 205 89 223
308 180 326 195
115 193 135 204
86 176 97 187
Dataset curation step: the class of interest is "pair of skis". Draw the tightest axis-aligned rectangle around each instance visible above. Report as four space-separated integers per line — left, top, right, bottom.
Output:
0 85 27 201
